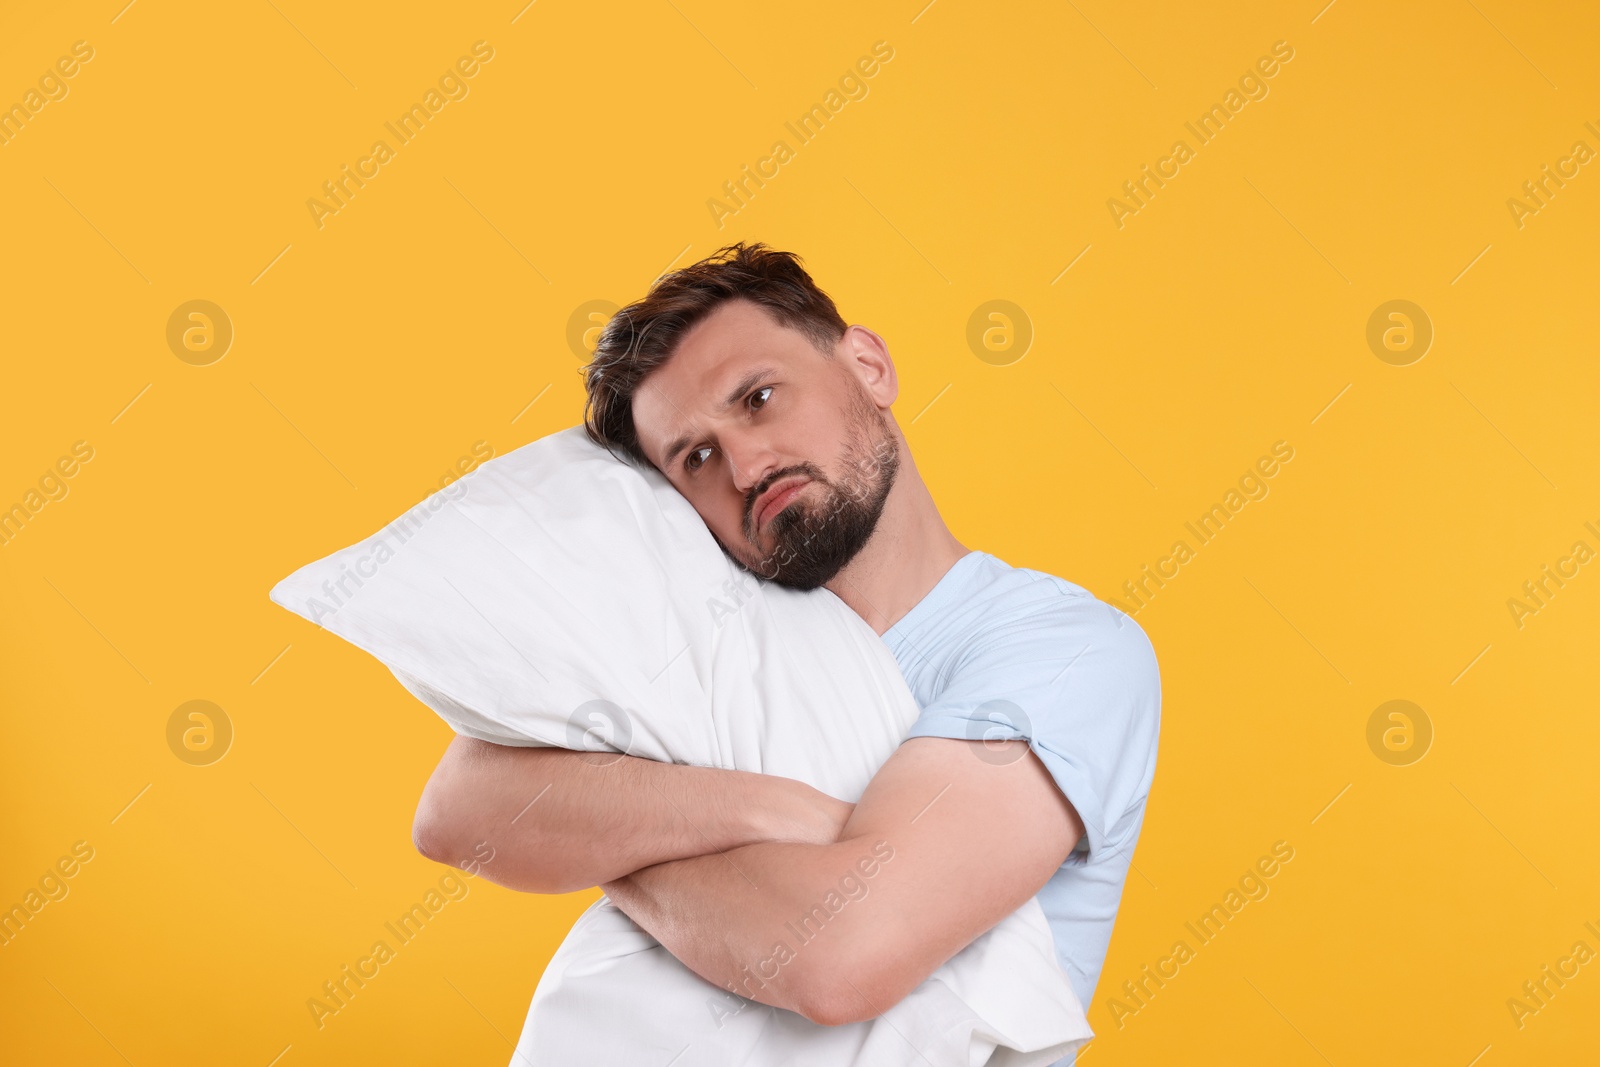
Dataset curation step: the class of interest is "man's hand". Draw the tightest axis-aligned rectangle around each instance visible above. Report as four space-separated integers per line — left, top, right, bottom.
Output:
600 736 1083 1026
412 736 853 893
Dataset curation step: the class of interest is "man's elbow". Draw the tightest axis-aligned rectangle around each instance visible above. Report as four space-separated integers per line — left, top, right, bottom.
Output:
411 786 464 866
412 740 480 863
797 990 880 1029
789 948 917 1027
412 775 586 895
411 774 491 876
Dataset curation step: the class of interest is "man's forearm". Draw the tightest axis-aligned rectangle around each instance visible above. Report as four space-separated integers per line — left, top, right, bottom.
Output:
413 736 849 894
600 739 1081 1027
602 835 907 1025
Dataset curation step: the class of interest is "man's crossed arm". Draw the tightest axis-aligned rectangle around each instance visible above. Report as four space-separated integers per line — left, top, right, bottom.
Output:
413 735 1082 1026
412 740 854 893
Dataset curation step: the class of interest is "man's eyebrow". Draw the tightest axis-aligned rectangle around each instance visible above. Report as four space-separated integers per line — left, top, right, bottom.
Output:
720 366 776 411
659 366 777 469
661 431 695 470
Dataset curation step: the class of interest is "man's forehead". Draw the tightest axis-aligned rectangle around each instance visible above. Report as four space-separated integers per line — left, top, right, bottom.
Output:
661 299 796 379
632 301 812 464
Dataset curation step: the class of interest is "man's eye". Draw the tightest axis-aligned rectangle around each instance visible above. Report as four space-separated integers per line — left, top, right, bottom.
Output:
748 386 772 411
685 446 713 472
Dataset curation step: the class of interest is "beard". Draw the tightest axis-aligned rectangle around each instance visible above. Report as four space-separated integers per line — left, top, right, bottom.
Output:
730 392 899 591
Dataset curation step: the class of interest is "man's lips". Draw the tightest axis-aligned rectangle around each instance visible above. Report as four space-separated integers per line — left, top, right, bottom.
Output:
753 477 809 529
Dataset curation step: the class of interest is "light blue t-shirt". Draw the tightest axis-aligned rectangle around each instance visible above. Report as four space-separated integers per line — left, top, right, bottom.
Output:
880 549 1161 1036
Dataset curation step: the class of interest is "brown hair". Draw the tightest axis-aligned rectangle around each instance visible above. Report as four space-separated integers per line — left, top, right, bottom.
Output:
582 241 848 467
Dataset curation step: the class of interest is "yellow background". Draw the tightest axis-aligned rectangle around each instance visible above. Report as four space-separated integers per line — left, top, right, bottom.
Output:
3 0 1597 1063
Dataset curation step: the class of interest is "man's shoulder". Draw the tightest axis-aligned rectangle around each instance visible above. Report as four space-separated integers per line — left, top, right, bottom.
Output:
963 553 1158 677
915 553 1161 853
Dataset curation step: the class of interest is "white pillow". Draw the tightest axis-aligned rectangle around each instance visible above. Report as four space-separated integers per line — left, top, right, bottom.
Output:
269 424 1091 1066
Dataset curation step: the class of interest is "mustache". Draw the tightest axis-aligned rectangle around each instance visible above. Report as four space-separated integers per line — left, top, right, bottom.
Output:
745 463 824 536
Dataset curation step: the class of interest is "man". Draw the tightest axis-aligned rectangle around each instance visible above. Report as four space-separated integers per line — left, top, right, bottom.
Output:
413 242 1160 1048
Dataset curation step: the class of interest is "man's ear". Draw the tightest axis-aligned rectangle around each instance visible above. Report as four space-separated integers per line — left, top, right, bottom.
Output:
839 325 897 408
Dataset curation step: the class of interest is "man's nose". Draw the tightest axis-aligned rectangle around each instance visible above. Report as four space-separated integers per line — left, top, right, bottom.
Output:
724 436 779 496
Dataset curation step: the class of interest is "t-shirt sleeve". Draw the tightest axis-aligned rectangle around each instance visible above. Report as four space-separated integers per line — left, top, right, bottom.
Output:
902 594 1161 860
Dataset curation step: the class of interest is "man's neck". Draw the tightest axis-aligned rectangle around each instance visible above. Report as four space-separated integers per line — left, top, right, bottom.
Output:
825 442 968 636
